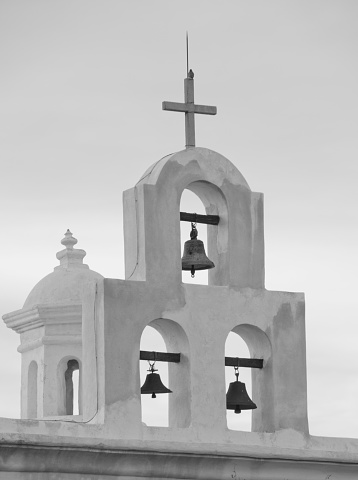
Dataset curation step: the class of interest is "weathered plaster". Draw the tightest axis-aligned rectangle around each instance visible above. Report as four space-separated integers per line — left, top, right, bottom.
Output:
98 280 307 438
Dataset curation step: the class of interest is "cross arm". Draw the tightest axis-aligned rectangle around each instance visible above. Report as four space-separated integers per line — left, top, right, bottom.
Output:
162 101 188 113
193 104 217 115
162 101 217 115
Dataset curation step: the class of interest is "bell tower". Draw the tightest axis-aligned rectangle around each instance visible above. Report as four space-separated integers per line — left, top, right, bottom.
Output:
88 70 308 437
115 143 307 436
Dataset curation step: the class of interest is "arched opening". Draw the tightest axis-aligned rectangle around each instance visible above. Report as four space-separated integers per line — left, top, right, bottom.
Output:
65 359 80 415
140 319 191 428
226 325 273 433
225 332 252 431
27 361 38 419
57 357 81 416
140 326 169 426
180 180 229 287
180 189 209 285
72 367 80 415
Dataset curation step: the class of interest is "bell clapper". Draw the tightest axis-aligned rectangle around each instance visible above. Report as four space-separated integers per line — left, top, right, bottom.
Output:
148 360 159 398
233 366 241 413
190 222 197 277
234 367 241 412
149 370 157 399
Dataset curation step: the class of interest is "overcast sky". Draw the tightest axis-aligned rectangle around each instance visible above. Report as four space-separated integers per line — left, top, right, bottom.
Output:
1 0 358 438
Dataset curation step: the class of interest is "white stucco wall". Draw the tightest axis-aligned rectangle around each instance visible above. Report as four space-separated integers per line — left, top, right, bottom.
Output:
0 148 357 478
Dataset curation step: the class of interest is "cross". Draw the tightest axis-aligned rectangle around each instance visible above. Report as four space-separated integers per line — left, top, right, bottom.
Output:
162 70 217 148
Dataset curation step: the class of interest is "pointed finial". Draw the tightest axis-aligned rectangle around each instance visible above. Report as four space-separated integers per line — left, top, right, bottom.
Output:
162 33 216 148
186 33 194 79
55 230 88 269
186 31 189 77
61 229 78 249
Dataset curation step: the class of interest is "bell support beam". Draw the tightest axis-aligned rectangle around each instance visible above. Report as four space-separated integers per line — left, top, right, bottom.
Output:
140 351 263 369
225 357 263 369
180 212 219 225
140 351 181 363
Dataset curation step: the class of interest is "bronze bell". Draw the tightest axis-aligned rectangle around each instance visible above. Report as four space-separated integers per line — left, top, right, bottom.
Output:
141 362 172 398
182 223 215 277
226 367 257 414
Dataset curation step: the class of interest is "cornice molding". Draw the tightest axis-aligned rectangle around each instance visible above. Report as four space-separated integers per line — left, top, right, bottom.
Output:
3 304 82 334
0 441 356 478
18 335 82 353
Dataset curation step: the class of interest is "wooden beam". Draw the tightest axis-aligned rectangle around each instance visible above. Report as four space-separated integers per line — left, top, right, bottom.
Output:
180 212 219 225
140 351 263 369
225 357 263 369
140 351 181 363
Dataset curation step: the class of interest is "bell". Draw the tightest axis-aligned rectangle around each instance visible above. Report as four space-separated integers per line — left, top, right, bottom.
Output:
226 367 257 414
182 223 215 277
141 363 172 399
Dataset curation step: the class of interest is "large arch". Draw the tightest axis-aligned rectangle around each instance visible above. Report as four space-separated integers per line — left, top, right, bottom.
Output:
137 148 251 191
124 147 264 288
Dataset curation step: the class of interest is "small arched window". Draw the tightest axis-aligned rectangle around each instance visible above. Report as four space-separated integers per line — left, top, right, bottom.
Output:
64 359 80 415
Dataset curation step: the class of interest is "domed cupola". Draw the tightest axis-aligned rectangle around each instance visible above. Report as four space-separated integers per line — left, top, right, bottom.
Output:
3 230 103 420
24 230 103 309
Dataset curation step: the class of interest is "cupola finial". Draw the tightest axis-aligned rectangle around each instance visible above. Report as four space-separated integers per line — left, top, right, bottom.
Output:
56 230 88 269
61 229 78 249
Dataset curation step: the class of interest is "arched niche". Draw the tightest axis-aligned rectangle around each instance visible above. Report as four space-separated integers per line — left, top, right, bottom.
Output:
57 356 82 416
140 318 191 428
27 360 38 419
230 324 273 433
180 180 228 286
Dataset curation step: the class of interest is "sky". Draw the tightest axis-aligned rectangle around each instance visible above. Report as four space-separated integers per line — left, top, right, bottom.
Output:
1 0 358 438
